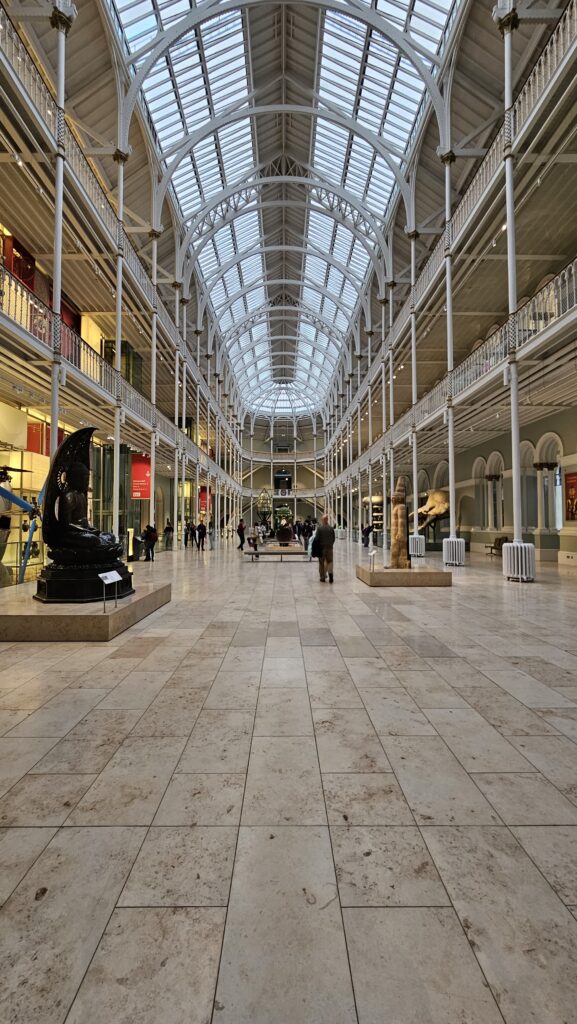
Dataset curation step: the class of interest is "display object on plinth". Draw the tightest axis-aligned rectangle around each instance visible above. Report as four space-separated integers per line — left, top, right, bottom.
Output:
35 427 134 603
390 476 411 570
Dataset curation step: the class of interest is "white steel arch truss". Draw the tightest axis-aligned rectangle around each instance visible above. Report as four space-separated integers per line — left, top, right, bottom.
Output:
113 0 458 417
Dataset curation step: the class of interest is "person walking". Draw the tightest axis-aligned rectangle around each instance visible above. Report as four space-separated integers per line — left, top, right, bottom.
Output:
237 518 246 551
208 520 215 550
163 518 174 550
197 520 207 551
189 521 198 550
315 513 336 583
184 519 190 548
143 524 158 562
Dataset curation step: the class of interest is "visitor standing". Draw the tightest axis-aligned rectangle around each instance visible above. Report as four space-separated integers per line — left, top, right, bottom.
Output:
189 521 198 549
163 519 174 550
197 521 207 551
208 520 215 549
237 518 246 551
315 513 336 583
184 519 190 548
143 524 158 562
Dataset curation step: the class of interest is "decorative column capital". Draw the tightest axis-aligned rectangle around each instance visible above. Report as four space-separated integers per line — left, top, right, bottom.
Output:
50 1 77 33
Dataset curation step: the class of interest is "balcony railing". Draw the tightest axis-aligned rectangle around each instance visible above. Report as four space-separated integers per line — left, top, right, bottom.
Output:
0 267 52 347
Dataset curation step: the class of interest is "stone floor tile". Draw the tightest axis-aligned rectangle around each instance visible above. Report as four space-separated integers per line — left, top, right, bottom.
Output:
213 826 357 1024
307 670 363 708
507 735 577 803
359 688 437 736
0 826 57 905
265 636 303 658
299 627 336 646
97 670 172 710
537 709 577 742
242 736 326 825
119 826 237 907
472 772 577 825
28 737 119 774
482 668 576 709
424 708 535 772
268 622 300 637
0 772 96 826
6 688 108 738
337 637 378 658
383 736 501 825
0 710 31 735
220 647 264 673
322 773 413 825
168 658 223 687
0 737 58 798
424 657 494 688
154 773 245 825
254 688 313 736
177 710 253 773
204 671 260 710
129 688 207 736
345 657 398 688
511 826 577 903
67 736 186 825
0 826 145 1024
65 907 226 1024
331 825 449 907
303 646 347 672
65 708 143 741
313 709 391 773
422 825 577 1024
74 658 144 689
344 907 504 1024
458 686 559 736
394 671 469 709
261 657 307 686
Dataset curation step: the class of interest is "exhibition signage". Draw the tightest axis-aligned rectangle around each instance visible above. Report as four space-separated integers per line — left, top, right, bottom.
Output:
131 454 151 500
199 485 212 513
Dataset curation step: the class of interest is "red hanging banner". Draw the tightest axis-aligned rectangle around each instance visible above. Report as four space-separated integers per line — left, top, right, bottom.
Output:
131 453 151 500
199 485 212 514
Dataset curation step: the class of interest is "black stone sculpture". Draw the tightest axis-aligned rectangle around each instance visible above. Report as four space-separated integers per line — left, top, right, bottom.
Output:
35 427 134 603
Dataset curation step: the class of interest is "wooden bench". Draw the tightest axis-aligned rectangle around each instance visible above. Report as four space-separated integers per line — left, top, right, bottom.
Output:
244 545 307 563
485 536 508 557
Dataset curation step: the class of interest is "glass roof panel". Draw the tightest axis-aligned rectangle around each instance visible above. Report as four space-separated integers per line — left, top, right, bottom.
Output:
114 0 459 417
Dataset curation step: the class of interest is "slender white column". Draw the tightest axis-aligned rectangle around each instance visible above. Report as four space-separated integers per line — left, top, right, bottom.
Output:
294 433 297 521
487 478 495 530
368 463 373 535
504 22 522 544
442 156 457 543
409 231 420 541
50 11 74 457
313 430 317 518
112 153 127 539
357 470 362 545
382 452 388 563
357 404 361 459
149 231 159 526
195 382 200 446
250 433 254 527
547 465 556 529
195 462 200 523
535 465 544 531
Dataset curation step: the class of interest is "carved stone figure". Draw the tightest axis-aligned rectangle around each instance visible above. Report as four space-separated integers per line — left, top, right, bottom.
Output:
410 489 450 533
36 427 133 603
390 476 411 570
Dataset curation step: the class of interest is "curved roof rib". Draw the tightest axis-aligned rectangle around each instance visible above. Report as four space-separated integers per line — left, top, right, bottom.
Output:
114 0 458 417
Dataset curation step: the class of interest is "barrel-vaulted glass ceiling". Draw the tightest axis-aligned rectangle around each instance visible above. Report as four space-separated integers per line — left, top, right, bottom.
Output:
114 0 458 417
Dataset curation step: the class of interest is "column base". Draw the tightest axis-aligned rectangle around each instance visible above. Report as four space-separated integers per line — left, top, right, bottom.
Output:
409 535 425 557
443 538 466 566
502 542 536 582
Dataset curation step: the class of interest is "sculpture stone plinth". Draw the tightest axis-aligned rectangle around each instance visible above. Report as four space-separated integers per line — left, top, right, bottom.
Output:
34 427 134 604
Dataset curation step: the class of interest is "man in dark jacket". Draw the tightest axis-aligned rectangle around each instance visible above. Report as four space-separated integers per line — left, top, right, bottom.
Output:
316 513 335 583
197 521 207 550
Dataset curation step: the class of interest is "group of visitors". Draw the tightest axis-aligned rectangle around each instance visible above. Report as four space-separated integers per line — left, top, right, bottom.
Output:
184 519 213 550
142 524 158 561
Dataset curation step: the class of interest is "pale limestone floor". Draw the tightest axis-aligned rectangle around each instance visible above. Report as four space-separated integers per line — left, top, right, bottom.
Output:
1 543 577 1023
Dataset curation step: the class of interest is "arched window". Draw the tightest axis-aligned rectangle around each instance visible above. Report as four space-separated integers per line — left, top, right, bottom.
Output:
535 433 564 530
486 452 505 531
472 457 487 529
433 461 449 490
520 440 537 530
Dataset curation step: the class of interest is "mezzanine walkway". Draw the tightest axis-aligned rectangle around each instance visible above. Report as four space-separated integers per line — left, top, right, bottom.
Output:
0 544 577 1023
